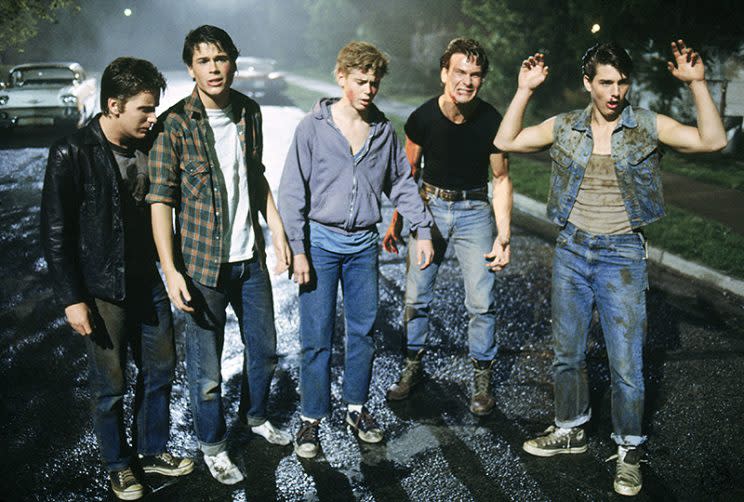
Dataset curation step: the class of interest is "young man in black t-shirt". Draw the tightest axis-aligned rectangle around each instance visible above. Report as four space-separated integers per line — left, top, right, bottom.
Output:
382 38 512 415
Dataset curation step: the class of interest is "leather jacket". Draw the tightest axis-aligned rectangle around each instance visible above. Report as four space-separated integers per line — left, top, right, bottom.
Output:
40 115 156 307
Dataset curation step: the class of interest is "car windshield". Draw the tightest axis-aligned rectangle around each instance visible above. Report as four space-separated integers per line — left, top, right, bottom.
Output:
10 67 79 87
237 58 275 74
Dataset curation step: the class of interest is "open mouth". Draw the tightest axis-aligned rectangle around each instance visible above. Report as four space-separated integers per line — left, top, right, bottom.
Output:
607 100 620 110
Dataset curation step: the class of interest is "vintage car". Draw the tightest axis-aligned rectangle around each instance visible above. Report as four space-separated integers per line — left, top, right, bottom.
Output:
232 57 287 97
0 62 96 129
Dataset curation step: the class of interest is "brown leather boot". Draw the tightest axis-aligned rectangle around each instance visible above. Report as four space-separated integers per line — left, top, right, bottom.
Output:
470 358 496 416
386 350 424 401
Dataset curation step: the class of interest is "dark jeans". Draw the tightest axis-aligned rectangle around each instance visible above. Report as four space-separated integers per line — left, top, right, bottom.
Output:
184 259 277 455
86 275 175 472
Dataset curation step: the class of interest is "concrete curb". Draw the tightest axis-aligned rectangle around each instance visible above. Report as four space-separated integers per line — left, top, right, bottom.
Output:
513 193 744 300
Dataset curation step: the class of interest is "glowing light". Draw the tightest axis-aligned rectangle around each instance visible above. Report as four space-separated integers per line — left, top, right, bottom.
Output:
591 23 601 34
124 8 132 16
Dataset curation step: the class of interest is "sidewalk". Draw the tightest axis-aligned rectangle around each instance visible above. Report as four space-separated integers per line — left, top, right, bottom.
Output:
286 73 744 304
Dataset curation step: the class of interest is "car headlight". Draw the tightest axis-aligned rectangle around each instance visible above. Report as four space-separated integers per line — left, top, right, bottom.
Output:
0 95 8 106
60 94 78 105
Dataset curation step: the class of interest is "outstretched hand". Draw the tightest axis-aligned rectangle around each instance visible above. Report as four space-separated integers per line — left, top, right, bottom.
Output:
667 39 705 83
518 53 549 91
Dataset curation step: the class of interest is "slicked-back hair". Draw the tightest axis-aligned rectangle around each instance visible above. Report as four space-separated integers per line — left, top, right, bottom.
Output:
581 42 634 80
334 41 389 78
440 38 489 78
182 25 239 66
100 57 166 115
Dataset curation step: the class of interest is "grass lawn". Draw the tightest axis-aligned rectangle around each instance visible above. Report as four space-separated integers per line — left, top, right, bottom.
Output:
662 150 744 191
509 156 744 279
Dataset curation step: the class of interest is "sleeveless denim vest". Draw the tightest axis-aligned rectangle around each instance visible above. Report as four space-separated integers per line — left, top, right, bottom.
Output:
547 104 665 229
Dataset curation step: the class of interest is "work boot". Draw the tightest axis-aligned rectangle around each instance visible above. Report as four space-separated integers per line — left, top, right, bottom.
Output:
386 349 424 401
469 358 496 416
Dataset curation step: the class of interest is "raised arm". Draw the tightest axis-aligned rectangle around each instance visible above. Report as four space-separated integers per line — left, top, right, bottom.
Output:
382 136 422 254
657 40 727 153
494 53 555 153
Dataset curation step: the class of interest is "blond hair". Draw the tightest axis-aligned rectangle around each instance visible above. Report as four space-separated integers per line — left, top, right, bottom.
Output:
334 41 389 77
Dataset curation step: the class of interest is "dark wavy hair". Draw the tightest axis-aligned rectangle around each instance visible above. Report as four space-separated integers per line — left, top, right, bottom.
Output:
100 57 166 115
581 42 634 80
440 38 489 78
182 25 239 66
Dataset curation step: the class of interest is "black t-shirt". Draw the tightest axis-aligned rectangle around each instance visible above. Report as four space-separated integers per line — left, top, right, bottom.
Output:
404 96 502 190
109 142 157 280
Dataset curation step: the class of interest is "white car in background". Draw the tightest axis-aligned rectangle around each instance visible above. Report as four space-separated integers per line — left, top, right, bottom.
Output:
233 57 287 97
0 62 96 129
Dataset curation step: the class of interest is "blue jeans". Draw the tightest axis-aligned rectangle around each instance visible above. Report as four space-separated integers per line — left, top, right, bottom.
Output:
551 223 648 447
87 275 175 472
299 244 378 419
404 195 498 360
184 259 277 455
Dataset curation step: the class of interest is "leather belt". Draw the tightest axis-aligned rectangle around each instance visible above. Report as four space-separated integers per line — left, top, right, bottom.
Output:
421 181 488 202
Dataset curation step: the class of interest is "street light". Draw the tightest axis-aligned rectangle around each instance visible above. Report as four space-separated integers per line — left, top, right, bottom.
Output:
124 8 132 16
591 23 601 34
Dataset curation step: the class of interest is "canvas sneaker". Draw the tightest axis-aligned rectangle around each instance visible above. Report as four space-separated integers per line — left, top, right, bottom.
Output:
522 425 588 457
110 467 144 500
251 421 292 446
294 419 321 459
346 407 383 443
203 451 244 485
608 445 644 496
139 452 194 476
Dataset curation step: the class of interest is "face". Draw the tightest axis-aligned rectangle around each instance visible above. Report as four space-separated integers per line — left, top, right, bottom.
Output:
441 53 483 105
188 42 236 109
337 68 381 112
584 64 631 118
108 91 158 141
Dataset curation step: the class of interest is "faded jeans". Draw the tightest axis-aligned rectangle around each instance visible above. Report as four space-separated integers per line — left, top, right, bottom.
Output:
551 222 648 447
404 195 498 360
87 275 175 472
298 244 378 419
184 259 277 455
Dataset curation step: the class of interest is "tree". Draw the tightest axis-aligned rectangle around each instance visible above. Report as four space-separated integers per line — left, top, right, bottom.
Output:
0 0 78 61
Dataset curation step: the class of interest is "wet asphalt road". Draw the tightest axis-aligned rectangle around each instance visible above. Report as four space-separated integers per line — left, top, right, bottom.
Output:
2 102 744 502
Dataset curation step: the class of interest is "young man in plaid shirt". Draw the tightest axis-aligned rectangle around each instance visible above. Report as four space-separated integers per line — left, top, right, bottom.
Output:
147 25 291 485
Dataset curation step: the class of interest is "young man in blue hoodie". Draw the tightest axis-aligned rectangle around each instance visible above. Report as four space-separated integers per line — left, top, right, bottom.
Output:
279 41 434 459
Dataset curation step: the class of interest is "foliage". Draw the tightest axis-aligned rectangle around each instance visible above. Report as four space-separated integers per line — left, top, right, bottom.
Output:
0 0 78 56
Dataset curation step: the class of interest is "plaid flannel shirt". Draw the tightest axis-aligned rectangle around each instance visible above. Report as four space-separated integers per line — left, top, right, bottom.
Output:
146 87 267 287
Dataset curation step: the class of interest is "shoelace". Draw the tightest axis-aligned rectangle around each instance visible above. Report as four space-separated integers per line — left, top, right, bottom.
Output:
118 468 137 486
399 359 421 384
298 422 319 442
353 410 379 431
474 367 492 395
536 426 573 447
212 452 234 472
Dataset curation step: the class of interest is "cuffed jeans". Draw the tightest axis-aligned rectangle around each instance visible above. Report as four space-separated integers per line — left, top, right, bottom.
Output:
184 259 277 455
551 222 648 447
404 196 498 360
86 275 175 472
298 244 378 419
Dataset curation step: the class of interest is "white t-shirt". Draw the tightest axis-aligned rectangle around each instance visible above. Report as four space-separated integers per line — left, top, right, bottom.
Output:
206 105 254 262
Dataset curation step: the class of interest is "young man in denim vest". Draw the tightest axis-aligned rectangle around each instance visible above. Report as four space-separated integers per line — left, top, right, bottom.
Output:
148 25 292 485
495 41 726 496
41 58 193 500
382 38 512 416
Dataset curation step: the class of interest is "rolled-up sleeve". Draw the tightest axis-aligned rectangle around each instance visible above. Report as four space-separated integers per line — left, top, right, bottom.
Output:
146 122 181 207
385 129 432 239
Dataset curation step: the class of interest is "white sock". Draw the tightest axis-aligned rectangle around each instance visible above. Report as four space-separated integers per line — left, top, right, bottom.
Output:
348 404 363 414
